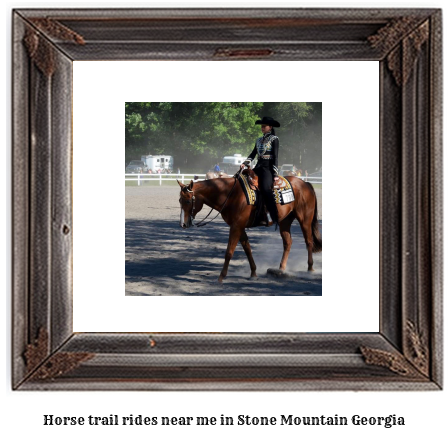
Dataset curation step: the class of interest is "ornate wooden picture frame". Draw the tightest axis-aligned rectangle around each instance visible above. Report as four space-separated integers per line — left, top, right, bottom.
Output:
12 8 442 390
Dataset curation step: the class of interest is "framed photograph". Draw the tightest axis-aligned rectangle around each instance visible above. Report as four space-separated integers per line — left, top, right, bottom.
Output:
12 8 442 390
121 100 324 298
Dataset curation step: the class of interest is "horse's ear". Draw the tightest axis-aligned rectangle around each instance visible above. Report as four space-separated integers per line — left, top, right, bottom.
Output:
188 180 194 190
177 179 185 188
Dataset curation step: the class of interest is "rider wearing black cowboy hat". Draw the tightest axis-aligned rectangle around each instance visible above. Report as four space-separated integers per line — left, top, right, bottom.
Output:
241 116 280 227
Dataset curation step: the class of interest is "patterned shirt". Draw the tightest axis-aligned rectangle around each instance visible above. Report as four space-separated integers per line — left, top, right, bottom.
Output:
243 132 279 175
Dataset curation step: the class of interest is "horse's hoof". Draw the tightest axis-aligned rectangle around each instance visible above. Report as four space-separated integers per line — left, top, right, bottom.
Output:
218 276 224 283
267 268 291 279
250 273 257 278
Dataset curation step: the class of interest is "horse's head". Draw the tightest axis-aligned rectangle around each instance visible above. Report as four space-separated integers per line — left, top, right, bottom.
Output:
177 180 204 229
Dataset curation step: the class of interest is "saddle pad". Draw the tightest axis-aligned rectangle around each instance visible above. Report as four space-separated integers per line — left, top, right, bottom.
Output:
238 174 295 206
273 176 295 204
238 174 258 205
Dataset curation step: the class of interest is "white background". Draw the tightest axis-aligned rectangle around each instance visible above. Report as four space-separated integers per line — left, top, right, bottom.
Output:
73 60 379 332
3 1 447 438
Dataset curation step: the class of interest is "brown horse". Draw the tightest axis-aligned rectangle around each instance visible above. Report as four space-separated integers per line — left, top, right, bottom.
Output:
177 174 321 283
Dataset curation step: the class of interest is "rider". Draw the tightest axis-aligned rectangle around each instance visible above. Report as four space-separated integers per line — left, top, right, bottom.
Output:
213 162 221 172
240 116 280 227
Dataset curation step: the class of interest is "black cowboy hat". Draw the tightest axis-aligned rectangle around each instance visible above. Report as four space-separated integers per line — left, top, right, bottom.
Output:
255 116 280 127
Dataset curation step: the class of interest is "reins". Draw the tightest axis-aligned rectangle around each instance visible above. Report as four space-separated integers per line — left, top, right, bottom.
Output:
191 169 242 228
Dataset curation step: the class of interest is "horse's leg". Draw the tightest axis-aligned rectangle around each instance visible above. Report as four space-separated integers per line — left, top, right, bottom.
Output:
303 220 315 271
218 225 242 283
291 180 319 272
239 230 257 278
292 205 315 272
296 214 315 272
279 214 294 271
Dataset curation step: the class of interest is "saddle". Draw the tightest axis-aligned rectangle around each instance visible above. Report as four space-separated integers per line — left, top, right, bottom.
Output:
239 169 295 228
242 168 288 190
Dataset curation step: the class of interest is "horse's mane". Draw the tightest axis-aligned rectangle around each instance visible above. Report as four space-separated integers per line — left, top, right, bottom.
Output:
193 176 236 193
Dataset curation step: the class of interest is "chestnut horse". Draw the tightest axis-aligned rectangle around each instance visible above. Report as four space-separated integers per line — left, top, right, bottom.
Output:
177 175 321 283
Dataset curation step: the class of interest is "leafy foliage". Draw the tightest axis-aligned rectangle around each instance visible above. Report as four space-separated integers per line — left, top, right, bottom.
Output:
125 102 322 172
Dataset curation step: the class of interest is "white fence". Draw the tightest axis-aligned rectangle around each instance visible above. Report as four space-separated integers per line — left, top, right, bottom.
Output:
125 173 322 186
297 177 322 184
125 173 206 186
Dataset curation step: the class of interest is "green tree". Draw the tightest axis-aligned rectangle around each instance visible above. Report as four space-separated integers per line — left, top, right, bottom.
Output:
261 102 322 172
125 102 321 172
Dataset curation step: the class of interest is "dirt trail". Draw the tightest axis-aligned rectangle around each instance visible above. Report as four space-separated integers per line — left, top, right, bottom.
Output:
125 185 322 296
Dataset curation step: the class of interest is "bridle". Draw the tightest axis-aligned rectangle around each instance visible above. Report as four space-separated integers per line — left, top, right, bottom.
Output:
180 169 242 228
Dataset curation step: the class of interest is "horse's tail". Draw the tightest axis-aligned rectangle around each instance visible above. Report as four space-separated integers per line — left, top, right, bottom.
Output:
305 182 322 253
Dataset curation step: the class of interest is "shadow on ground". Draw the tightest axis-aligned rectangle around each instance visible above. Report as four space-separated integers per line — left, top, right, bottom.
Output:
126 218 322 296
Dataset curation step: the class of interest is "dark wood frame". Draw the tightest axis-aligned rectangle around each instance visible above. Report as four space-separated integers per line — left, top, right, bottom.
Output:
12 8 442 390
